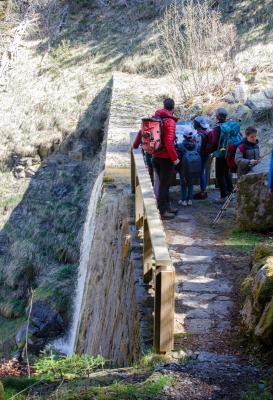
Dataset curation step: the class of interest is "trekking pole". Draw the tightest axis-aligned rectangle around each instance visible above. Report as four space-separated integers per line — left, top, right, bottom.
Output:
212 185 238 226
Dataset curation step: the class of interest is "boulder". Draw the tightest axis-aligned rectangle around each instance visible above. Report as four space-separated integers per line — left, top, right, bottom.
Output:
246 92 273 112
232 105 253 122
252 258 273 310
255 296 273 344
16 300 64 354
232 85 248 103
241 255 273 345
264 87 273 99
222 93 235 104
30 300 64 338
237 155 273 231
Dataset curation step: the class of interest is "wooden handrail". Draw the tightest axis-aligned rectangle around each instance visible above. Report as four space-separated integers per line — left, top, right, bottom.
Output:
130 132 175 353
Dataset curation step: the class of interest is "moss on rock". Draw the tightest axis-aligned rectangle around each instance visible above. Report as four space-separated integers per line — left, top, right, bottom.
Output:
255 296 273 344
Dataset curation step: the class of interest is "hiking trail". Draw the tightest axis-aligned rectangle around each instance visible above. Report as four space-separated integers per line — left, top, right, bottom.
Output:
158 191 262 399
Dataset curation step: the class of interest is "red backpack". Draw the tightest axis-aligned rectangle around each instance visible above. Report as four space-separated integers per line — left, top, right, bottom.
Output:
226 143 244 173
141 117 166 155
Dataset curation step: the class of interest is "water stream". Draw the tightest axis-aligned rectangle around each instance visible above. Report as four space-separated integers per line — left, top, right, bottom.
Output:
54 171 104 354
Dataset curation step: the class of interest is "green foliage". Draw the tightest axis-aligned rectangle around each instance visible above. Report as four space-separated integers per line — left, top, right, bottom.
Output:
2 376 38 400
226 229 265 253
136 350 168 370
63 374 171 400
34 351 106 379
243 376 273 400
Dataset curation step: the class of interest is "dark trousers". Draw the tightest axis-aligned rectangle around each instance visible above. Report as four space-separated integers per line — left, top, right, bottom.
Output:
153 158 174 213
216 157 233 198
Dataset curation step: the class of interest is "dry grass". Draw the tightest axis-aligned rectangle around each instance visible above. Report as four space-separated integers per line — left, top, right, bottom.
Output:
156 0 237 100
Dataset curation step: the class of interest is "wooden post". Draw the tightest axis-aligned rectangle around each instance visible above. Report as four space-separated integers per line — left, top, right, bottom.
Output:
135 175 144 229
143 217 153 283
154 266 175 353
131 149 135 194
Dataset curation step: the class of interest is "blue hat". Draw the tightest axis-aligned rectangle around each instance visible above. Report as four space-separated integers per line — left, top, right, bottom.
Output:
194 116 209 129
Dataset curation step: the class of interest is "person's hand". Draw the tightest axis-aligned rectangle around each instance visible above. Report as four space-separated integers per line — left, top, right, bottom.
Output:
173 159 180 166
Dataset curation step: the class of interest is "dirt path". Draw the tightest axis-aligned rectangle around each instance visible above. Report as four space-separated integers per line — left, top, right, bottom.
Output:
161 189 262 399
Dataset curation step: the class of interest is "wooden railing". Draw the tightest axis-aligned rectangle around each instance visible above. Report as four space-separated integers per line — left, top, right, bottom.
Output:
130 133 175 353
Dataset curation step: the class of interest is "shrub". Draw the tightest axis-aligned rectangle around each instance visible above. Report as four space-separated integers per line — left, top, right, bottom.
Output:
34 350 106 379
156 0 237 99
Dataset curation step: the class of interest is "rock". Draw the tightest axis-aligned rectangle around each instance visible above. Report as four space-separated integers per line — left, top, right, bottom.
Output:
246 92 273 112
264 87 273 99
16 300 64 354
14 170 26 179
30 300 64 339
25 166 38 177
69 149 83 161
15 324 39 350
38 143 53 160
255 296 273 344
237 155 273 231
222 94 235 104
232 105 253 122
241 298 256 330
252 260 273 310
14 165 24 173
232 85 248 103
241 254 273 345
18 157 32 167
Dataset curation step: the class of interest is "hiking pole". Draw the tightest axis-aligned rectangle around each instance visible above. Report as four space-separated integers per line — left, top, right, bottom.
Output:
212 185 238 226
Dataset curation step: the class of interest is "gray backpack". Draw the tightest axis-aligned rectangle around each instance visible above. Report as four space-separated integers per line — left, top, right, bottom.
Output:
182 145 201 179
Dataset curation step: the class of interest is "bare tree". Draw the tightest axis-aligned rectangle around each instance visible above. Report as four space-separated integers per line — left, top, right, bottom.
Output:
156 0 237 100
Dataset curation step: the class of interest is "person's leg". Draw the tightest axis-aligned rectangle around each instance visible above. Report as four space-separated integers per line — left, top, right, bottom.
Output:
145 153 154 186
179 174 187 201
200 156 208 192
154 158 173 214
216 157 228 198
187 176 194 201
224 160 233 194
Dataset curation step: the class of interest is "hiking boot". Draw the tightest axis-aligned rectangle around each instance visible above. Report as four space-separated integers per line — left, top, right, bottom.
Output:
167 206 178 214
194 191 208 200
178 200 188 207
187 200 193 206
161 211 175 220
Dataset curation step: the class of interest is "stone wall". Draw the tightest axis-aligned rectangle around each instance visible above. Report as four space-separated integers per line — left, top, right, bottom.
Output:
75 72 168 365
76 180 140 365
237 155 273 231
241 248 273 345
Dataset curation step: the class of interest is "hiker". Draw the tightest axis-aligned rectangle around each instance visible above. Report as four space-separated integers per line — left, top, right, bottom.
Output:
177 128 201 206
153 98 180 219
133 98 180 219
193 116 210 200
235 127 260 177
208 108 240 203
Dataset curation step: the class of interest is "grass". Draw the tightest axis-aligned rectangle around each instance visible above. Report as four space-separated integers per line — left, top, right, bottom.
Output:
0 351 172 399
225 229 273 253
243 375 273 400
0 316 26 356
63 375 171 400
1 374 171 400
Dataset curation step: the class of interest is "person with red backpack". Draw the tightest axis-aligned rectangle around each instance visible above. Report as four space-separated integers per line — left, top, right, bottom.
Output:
153 98 180 219
132 98 180 219
235 127 260 177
